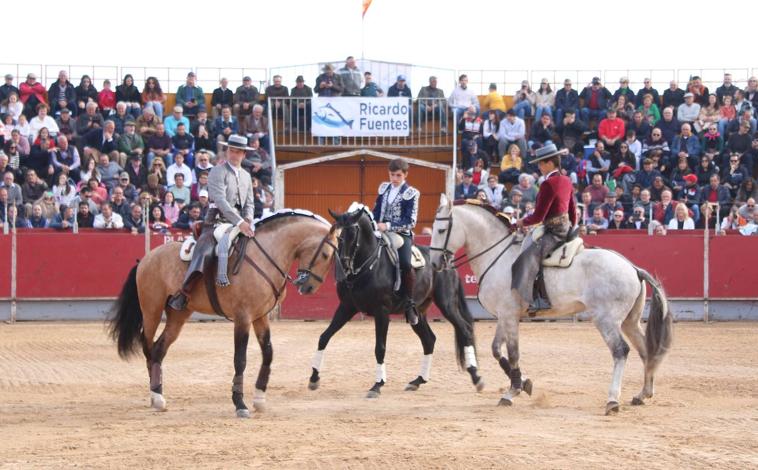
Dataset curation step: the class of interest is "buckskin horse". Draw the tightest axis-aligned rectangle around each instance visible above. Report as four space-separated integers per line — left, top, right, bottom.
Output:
109 211 338 418
308 204 483 398
429 195 673 415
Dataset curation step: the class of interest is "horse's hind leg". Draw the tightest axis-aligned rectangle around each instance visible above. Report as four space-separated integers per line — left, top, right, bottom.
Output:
231 316 252 418
595 315 630 416
149 309 192 412
405 299 436 391
309 302 357 390
251 316 272 413
366 312 390 399
621 281 651 405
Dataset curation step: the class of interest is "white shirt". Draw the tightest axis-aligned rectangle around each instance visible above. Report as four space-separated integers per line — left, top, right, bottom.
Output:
166 162 194 186
29 115 59 140
94 212 124 229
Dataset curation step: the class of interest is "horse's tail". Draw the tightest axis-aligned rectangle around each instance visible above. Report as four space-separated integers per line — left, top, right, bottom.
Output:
108 264 145 359
434 268 476 369
636 268 673 361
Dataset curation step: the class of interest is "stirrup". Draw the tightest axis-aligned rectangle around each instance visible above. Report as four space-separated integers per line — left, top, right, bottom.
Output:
168 292 189 311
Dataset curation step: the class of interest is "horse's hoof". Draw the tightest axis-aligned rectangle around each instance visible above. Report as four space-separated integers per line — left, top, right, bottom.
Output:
404 383 419 391
366 390 380 399
308 380 320 391
475 378 485 393
252 400 266 413
523 378 533 396
498 397 513 407
631 396 645 406
150 392 167 412
236 408 251 418
605 401 620 416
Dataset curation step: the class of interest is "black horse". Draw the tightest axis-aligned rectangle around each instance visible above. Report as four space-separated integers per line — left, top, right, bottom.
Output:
308 205 484 397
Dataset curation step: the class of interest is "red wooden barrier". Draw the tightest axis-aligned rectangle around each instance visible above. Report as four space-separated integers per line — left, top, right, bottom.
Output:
0 234 10 299
709 236 758 298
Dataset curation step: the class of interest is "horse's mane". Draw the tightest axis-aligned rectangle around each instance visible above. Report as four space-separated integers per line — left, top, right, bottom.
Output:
453 199 513 229
253 209 330 233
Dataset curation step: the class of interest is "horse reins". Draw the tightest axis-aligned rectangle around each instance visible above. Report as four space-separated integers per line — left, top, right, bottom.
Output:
336 222 383 282
298 225 339 284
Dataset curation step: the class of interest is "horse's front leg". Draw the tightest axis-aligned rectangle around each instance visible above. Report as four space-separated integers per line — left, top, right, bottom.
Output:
232 317 252 418
309 302 357 390
252 316 273 413
498 313 530 406
405 300 436 391
366 311 390 398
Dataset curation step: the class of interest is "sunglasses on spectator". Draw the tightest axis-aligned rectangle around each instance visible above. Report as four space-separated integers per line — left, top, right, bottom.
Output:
748 204 755 208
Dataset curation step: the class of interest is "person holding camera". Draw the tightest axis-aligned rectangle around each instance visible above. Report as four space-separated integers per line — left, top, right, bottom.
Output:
176 72 205 119
315 64 343 97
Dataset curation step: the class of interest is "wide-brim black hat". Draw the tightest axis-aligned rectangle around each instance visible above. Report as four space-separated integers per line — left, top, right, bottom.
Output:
528 143 568 165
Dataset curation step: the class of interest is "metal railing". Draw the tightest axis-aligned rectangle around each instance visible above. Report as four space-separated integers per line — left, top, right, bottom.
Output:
268 97 453 149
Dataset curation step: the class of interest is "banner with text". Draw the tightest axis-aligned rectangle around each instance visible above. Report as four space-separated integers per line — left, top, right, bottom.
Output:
311 97 410 137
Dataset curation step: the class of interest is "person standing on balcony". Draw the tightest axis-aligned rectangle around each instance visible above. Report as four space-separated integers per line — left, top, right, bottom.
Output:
338 56 362 97
360 72 383 97
290 75 313 131
315 64 343 97
448 74 479 118
264 75 289 122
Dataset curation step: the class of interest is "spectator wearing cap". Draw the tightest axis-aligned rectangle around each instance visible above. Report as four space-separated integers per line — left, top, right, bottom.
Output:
164 106 191 138
55 108 77 143
46 70 76 117
662 80 685 110
417 76 446 130
118 120 145 169
290 75 313 130
482 83 506 113
211 78 234 119
512 80 536 120
141 76 165 120
388 74 412 98
115 171 139 203
98 80 116 116
677 93 700 125
176 72 205 118
197 189 210 218
316 64 343 97
636 78 660 108
234 76 260 119
338 56 362 97
0 73 19 104
671 123 702 168
93 201 124 229
49 135 80 181
116 75 142 118
19 73 47 119
171 122 195 167
166 152 194 188
555 79 579 124
612 77 636 106
190 171 209 202
146 123 172 167
598 107 626 155
448 74 479 117
498 109 527 159
110 102 131 135
599 190 623 220
455 170 478 200
534 79 555 120
579 77 612 127
264 74 290 122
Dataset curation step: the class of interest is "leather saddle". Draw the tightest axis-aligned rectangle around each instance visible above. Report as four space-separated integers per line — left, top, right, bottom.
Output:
381 232 425 269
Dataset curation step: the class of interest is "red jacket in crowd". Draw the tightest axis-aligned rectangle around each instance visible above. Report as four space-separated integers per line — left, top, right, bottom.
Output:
598 117 626 142
19 81 47 104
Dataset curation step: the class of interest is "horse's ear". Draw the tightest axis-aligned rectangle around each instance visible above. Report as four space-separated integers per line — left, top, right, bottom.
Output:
440 193 450 208
345 210 363 224
328 208 341 221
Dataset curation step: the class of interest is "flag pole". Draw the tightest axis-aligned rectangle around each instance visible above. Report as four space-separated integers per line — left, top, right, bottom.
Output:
361 15 365 60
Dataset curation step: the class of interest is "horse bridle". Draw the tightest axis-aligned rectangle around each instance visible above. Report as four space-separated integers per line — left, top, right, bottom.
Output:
429 209 519 282
336 219 383 279
296 225 339 285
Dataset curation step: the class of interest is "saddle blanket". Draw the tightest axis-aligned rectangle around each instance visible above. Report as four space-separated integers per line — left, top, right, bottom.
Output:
381 232 425 269
179 223 241 261
543 238 584 268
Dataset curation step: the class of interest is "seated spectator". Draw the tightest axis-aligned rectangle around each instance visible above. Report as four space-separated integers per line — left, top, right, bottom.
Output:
460 140 487 171
738 210 758 236
512 80 536 120
197 189 210 217
481 175 504 209
191 111 214 153
193 150 214 180
94 150 122 191
52 172 77 207
722 153 749 197
641 127 670 161
175 72 205 118
695 155 718 187
612 77 635 105
118 121 144 168
688 76 710 107
171 122 195 167
700 125 723 161
677 93 700 126
109 186 131 219
482 110 501 163
598 108 625 155
634 188 654 217
671 123 701 169
78 156 98 186
554 110 586 154
482 83 506 113
2 204 29 228
243 104 269 152
149 203 171 232
97 80 116 117
587 173 609 204
454 170 477 200
166 152 193 187
211 78 234 119
648 220 667 236
2 92 24 122
136 107 160 139
736 177 758 205
657 107 680 144
361 72 383 97
1 170 23 208
458 105 484 155
534 79 555 120
115 171 139 203
55 108 77 143
587 207 609 232
579 77 612 127
21 169 48 214
612 94 635 123
109 102 131 135
83 120 119 165
19 73 48 119
164 106 191 138
668 202 695 230
416 76 446 130
76 101 104 138
46 70 76 117
93 201 124 229
499 143 523 185
700 174 731 222
514 173 537 203
528 113 555 155
242 136 272 186
626 204 649 230
50 205 75 230
469 158 489 188
554 78 579 124
726 120 753 158
670 157 693 195
84 177 107 205
615 141 637 173
124 154 147 189
124 203 145 233
76 200 94 228
116 74 142 118
649 175 670 202
168 173 190 202
36 190 58 220
448 74 479 117
161 191 181 223
718 94 736 136
599 192 623 219
141 76 165 120
677 174 702 222
172 203 202 230
498 109 527 158
265 75 289 120
143 173 166 204
653 189 676 225
214 106 239 156
146 123 172 166
147 159 167 188
74 75 98 115
233 76 260 120
694 94 720 134
29 104 59 141
608 209 627 229
28 203 48 228
561 150 581 186
637 93 661 125
190 171 209 202
586 142 611 183
628 111 652 142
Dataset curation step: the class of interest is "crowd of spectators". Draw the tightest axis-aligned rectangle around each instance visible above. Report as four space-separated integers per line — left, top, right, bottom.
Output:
453 72 758 236
0 70 274 232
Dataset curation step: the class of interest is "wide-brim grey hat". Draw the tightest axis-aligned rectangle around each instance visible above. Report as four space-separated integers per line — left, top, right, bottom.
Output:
220 134 254 151
528 143 568 165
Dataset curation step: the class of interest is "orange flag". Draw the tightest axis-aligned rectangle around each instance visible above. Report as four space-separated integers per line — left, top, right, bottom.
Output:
362 0 372 18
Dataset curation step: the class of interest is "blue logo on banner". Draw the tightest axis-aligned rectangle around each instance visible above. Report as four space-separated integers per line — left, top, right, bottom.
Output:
313 103 354 129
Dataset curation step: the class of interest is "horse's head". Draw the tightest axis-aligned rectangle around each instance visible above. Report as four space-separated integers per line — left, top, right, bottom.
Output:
430 193 463 271
328 206 375 276
293 220 340 295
